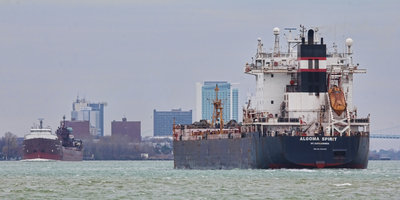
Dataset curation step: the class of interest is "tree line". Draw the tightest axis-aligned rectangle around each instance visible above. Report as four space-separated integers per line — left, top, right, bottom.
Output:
0 132 21 160
83 136 172 160
0 132 173 160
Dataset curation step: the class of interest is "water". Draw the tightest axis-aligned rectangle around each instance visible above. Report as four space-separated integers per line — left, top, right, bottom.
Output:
0 161 399 199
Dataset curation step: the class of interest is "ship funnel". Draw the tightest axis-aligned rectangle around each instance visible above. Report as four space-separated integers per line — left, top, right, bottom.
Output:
308 29 314 45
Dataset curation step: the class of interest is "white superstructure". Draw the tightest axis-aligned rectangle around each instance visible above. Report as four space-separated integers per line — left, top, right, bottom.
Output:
243 25 370 137
24 119 58 140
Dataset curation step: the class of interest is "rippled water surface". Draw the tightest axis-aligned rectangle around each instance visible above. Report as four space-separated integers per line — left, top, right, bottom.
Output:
0 160 399 199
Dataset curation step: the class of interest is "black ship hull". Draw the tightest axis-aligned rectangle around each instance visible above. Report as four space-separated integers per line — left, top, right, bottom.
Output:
173 132 369 169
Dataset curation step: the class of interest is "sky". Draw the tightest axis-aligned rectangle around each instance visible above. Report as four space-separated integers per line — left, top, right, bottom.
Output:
0 0 399 143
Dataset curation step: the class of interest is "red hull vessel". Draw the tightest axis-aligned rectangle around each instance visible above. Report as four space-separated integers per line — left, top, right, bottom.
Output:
22 119 83 161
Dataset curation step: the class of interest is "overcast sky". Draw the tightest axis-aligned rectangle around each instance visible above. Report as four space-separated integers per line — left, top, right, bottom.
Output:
0 0 399 144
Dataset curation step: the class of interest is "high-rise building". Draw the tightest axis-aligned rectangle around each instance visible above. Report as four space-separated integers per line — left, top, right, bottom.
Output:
71 98 107 137
153 109 192 136
196 81 238 123
111 117 141 143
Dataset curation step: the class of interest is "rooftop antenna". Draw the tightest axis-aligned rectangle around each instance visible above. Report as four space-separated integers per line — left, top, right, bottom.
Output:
273 27 280 57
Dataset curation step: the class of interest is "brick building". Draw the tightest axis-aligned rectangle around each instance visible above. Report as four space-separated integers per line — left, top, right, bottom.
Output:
111 118 141 142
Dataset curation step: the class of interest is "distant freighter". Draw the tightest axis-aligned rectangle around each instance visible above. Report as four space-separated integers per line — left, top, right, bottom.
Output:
22 117 83 161
173 25 370 169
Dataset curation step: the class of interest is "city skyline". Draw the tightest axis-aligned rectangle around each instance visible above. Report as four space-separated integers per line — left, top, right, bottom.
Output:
71 97 106 137
0 0 399 139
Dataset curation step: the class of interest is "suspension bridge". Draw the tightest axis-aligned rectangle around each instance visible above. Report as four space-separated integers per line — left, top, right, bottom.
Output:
370 134 400 139
369 125 400 150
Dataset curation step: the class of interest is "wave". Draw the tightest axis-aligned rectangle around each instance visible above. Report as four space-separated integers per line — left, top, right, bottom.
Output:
333 183 352 186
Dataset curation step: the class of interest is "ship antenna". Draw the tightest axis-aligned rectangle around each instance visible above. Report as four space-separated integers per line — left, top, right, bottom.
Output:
257 38 263 55
299 24 306 38
63 115 66 128
273 27 280 57
333 42 338 56
284 27 296 54
38 118 44 129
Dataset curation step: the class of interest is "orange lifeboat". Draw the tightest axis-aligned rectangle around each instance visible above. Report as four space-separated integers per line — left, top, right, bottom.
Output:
329 85 346 116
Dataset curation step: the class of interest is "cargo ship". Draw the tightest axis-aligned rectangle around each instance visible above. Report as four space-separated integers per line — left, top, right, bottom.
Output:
22 119 62 161
22 117 83 161
55 116 83 161
173 25 370 169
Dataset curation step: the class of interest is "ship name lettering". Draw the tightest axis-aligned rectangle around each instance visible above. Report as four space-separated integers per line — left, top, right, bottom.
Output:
313 148 327 151
300 137 319 141
311 142 329 145
322 137 337 141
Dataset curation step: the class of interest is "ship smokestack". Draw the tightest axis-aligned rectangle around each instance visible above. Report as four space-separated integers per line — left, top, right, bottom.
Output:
308 29 314 45
321 37 324 45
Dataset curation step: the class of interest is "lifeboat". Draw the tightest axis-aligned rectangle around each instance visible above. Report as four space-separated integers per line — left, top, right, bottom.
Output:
329 85 346 116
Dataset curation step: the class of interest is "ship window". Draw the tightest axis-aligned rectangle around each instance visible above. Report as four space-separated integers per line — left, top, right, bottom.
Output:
271 100 274 104
33 150 37 153
308 59 313 69
256 60 262 67
315 60 319 69
41 149 45 153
